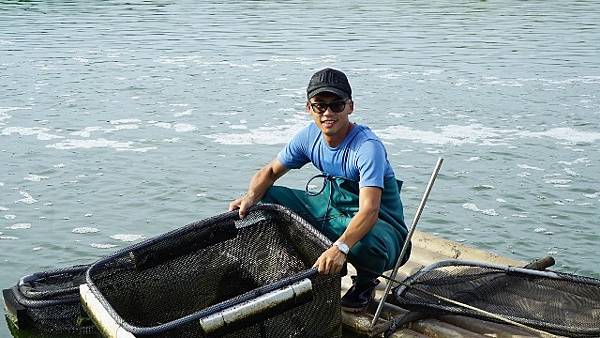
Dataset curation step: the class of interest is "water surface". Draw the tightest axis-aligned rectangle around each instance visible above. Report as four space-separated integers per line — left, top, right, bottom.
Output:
1 1 599 336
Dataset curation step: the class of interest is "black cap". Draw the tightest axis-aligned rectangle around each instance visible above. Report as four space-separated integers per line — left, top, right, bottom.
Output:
306 68 352 100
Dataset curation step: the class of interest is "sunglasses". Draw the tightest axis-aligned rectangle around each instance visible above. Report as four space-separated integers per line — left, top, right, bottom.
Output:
309 100 348 114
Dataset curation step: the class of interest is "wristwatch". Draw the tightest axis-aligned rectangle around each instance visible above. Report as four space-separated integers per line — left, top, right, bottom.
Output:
333 240 350 255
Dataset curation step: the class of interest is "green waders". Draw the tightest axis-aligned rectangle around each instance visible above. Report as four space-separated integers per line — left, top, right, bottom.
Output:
261 176 410 286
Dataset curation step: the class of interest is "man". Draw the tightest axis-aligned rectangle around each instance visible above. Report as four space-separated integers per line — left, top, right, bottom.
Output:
229 68 409 312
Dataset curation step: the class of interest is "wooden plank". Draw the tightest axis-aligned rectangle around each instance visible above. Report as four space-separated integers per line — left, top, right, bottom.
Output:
390 328 431 338
441 315 543 337
409 318 489 338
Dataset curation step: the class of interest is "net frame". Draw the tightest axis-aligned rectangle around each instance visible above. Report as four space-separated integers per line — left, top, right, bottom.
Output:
4 264 98 335
393 259 600 337
84 204 342 337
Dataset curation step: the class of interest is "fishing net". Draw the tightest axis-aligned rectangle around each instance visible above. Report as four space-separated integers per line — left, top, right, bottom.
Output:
84 204 342 338
2 264 98 335
391 260 600 337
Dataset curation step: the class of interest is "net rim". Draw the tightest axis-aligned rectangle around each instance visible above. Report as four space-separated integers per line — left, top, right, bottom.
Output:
85 204 331 335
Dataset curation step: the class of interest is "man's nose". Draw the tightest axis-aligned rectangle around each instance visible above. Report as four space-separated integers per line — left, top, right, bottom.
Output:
323 106 336 115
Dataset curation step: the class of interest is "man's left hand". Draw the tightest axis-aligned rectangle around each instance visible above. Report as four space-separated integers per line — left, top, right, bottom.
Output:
313 246 346 274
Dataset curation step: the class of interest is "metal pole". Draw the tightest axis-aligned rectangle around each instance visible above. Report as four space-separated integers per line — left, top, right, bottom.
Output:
371 157 444 328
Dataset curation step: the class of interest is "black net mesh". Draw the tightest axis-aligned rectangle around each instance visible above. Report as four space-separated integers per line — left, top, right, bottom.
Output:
392 260 600 337
6 265 98 335
86 204 342 337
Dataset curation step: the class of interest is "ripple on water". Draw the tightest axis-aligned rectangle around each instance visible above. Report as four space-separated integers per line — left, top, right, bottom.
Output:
5 223 31 230
24 174 49 182
473 184 495 190
110 234 145 242
72 227 100 234
462 203 499 216
517 164 545 171
17 191 38 204
90 243 118 249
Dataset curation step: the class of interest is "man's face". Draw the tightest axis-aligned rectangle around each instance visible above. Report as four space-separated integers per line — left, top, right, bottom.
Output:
307 92 353 140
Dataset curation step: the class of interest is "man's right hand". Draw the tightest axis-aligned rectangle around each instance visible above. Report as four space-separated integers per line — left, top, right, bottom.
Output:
228 194 257 219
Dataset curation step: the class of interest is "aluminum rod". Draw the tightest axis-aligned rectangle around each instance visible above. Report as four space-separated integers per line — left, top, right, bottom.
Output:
371 157 443 328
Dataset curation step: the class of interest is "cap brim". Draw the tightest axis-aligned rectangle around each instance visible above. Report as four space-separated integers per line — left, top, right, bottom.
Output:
307 87 349 100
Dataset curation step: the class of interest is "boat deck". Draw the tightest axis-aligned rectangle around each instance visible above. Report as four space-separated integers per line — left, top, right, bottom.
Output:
341 230 549 338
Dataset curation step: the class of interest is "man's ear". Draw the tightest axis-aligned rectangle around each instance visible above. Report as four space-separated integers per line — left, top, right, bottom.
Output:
306 101 311 114
348 100 354 115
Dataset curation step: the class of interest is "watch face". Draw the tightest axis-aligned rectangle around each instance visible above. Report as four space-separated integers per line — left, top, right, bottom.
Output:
335 242 349 254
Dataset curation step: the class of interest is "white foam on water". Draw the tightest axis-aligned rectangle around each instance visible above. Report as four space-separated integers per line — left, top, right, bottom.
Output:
230 125 248 130
163 138 180 143
47 138 136 151
544 178 572 185
204 124 305 145
54 163 65 168
482 79 524 87
1 106 30 115
0 236 18 240
17 191 37 204
584 192 599 199
563 167 578 176
4 215 16 220
111 119 142 125
174 109 194 117
375 124 512 146
196 193 207 197
558 158 589 166
151 122 172 129
0 206 9 211
476 185 495 190
6 223 31 230
534 227 547 233
496 198 507 203
24 174 49 182
0 113 12 124
0 182 4 186
523 127 600 143
517 164 545 171
84 213 93 217
32 247 43 251
465 157 480 162
517 172 531 177
462 203 498 216
72 227 100 234
70 126 103 138
90 243 118 249
106 124 139 132
110 234 145 242
372 124 600 147
173 123 196 133
1 127 63 141
116 146 157 153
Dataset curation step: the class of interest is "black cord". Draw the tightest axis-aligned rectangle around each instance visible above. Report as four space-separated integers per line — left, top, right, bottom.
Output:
305 173 336 229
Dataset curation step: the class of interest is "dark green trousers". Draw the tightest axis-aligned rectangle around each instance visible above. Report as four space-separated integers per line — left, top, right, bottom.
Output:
261 177 410 285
